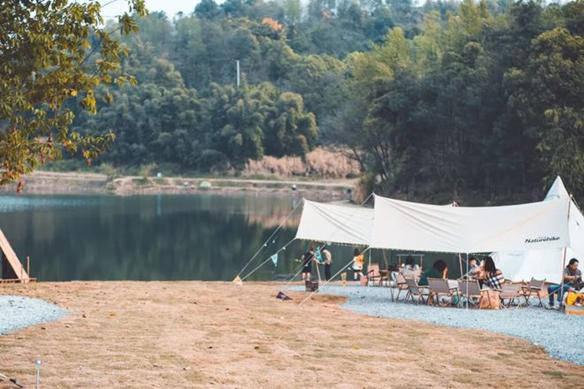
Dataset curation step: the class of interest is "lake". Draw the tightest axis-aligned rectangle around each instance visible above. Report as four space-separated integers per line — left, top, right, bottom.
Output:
0 194 468 281
0 194 356 281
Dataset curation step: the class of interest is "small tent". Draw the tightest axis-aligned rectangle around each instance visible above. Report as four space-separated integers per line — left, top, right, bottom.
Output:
493 177 584 283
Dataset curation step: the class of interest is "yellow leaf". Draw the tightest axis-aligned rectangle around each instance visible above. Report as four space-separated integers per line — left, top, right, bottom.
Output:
82 39 91 49
70 89 77 96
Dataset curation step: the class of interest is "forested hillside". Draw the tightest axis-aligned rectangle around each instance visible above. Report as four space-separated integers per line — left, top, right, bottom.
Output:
69 0 584 202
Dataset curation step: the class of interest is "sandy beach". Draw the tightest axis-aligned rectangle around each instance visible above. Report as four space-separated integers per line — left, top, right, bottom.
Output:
1 281 583 388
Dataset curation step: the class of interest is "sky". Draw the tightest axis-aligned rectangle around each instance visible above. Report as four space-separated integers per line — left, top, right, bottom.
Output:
99 0 202 19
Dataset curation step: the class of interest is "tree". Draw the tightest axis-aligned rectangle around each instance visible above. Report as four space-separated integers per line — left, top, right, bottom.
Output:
0 0 147 187
204 83 270 167
506 27 584 192
265 92 318 157
195 0 221 19
79 58 202 169
283 0 302 25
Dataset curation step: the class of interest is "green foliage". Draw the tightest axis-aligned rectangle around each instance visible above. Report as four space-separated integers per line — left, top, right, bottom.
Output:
12 0 582 203
81 71 318 170
506 27 584 191
346 0 584 201
0 0 147 186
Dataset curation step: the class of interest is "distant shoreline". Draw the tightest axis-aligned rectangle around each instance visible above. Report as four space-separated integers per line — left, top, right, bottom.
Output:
0 171 357 201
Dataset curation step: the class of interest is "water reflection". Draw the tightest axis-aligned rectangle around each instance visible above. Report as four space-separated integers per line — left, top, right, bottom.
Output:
0 194 353 281
0 194 466 281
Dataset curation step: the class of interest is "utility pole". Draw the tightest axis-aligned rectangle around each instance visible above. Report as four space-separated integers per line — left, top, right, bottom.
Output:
236 60 240 88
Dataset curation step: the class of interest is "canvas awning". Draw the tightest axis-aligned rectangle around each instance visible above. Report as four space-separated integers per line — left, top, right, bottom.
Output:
371 194 572 253
293 178 582 283
295 200 373 246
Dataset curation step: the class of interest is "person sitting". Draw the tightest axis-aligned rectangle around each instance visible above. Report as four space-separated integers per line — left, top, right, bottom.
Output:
301 246 315 282
350 248 365 281
462 256 481 280
419 259 448 286
401 255 421 279
480 256 504 291
547 258 581 308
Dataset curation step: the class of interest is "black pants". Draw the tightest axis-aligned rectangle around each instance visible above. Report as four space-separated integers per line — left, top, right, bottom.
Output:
324 264 332 281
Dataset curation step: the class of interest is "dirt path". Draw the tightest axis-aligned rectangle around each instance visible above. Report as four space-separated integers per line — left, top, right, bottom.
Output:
1 281 582 388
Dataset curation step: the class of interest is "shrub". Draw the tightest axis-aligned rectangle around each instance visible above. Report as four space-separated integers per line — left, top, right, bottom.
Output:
243 147 360 178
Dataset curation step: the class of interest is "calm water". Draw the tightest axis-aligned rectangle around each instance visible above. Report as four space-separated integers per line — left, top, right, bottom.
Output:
0 194 357 281
0 194 466 281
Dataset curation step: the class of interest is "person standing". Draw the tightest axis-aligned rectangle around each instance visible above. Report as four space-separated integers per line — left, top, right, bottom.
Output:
301 246 315 282
351 248 365 280
322 245 332 281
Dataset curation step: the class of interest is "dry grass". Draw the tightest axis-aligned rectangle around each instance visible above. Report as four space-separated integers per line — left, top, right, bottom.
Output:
244 148 360 179
1 281 583 388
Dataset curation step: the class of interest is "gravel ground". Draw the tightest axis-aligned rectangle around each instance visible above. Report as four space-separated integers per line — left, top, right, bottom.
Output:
0 295 67 335
292 285 584 366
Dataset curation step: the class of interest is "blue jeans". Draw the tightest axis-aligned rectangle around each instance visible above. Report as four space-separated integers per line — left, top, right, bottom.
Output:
547 284 572 305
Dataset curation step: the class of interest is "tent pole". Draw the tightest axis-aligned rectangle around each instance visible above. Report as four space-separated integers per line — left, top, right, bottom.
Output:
559 247 567 307
458 253 463 279
558 196 573 307
465 253 469 310
558 198 572 308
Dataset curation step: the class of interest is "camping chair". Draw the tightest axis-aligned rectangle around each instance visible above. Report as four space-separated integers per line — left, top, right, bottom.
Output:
427 278 456 307
499 283 525 308
389 272 409 301
457 279 482 308
379 268 390 287
522 278 546 307
367 263 382 287
405 277 428 305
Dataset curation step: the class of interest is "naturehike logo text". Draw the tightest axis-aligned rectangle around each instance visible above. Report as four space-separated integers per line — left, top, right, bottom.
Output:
525 236 560 244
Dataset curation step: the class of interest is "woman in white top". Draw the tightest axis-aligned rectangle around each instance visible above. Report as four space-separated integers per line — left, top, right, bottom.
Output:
401 255 420 279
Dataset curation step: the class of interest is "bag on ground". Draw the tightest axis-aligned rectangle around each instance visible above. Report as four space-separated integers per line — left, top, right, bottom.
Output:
479 289 500 309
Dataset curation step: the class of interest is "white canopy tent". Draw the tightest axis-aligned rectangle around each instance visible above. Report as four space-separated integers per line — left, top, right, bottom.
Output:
371 194 571 254
295 200 373 246
294 199 457 247
296 192 575 255
292 178 583 284
493 177 584 283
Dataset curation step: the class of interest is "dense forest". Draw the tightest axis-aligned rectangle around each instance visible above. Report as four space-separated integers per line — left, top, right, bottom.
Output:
67 0 583 203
